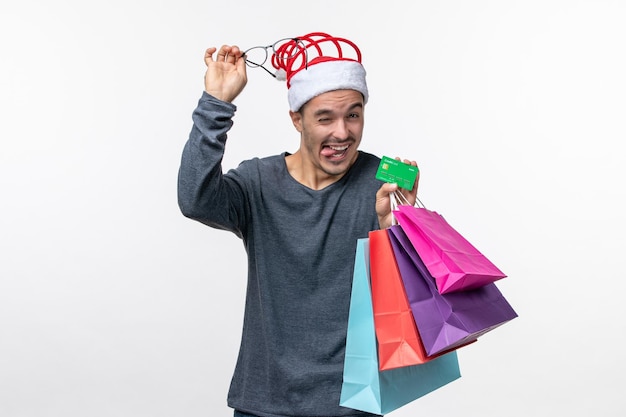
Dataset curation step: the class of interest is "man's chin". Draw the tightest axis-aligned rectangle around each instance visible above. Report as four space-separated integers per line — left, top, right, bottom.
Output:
320 158 353 177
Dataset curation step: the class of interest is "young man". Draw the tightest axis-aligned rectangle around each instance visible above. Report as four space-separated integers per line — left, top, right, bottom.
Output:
178 33 418 417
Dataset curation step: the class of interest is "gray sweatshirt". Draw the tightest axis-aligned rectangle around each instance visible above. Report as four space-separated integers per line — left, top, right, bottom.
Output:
178 92 383 417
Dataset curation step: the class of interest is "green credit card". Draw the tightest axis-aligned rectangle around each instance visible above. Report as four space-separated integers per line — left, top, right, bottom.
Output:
375 156 419 190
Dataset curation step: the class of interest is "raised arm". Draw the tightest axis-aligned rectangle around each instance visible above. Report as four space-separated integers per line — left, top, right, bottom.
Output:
177 45 250 235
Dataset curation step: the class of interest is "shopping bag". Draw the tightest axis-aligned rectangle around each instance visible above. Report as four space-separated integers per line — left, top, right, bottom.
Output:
395 204 507 294
388 225 518 356
340 238 462 415
368 229 430 370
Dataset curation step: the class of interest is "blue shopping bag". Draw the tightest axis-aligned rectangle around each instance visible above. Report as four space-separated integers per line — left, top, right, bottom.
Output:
339 238 462 415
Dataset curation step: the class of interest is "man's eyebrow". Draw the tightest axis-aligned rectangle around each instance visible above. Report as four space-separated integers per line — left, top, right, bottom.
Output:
313 103 363 117
313 109 333 117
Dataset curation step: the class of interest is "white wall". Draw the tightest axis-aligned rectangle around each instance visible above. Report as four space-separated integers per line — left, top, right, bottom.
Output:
1 1 624 416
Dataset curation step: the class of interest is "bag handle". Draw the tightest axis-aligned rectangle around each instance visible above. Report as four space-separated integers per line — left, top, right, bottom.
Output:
390 190 426 226
392 190 426 208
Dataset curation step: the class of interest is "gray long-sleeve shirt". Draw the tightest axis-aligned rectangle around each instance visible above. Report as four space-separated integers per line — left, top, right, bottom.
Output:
178 92 384 417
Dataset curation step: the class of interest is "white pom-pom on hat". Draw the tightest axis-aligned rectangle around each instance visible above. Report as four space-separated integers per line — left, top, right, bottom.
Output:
274 68 287 81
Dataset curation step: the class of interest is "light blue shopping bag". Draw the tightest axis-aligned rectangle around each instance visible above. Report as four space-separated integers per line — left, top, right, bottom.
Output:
340 238 462 415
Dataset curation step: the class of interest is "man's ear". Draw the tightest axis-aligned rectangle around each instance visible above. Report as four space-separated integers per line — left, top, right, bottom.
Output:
289 110 303 133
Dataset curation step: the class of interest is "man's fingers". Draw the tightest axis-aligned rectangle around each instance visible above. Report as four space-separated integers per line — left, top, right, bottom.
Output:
395 156 417 167
376 182 398 200
205 45 246 69
216 45 230 61
206 44 246 68
230 46 242 58
204 47 217 66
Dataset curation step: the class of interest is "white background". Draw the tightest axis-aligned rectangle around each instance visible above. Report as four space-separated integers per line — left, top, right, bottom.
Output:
1 1 625 416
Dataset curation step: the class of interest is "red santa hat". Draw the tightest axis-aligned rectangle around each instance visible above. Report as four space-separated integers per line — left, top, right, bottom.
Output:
271 32 369 112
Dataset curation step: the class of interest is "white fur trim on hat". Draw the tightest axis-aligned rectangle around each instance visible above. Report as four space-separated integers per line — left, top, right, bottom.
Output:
287 60 368 112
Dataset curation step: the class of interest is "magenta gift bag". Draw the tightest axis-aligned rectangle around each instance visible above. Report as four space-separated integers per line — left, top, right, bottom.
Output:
395 205 507 294
387 225 518 357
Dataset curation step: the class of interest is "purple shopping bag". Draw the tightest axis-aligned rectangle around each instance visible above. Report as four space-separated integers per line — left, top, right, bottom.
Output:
395 205 507 294
387 225 518 357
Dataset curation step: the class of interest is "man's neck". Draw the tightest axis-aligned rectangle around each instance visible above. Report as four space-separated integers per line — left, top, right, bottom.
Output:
285 151 346 191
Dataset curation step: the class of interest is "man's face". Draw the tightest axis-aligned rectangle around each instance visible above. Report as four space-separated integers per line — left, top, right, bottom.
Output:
290 89 365 180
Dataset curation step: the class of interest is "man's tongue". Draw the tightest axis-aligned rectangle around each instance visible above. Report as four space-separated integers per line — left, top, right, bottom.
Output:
321 145 347 158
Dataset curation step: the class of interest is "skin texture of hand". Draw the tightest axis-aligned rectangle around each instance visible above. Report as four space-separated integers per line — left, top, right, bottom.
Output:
376 158 419 229
204 45 248 103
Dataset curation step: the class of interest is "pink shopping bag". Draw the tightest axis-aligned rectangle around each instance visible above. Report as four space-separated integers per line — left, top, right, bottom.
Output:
395 204 506 294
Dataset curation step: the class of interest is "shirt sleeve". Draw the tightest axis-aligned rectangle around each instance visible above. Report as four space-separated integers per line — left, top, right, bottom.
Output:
177 92 247 238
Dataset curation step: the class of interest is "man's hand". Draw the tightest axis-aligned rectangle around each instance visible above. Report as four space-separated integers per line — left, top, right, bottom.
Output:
204 45 248 103
375 158 419 229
